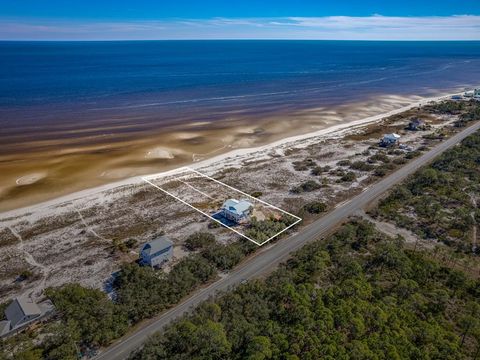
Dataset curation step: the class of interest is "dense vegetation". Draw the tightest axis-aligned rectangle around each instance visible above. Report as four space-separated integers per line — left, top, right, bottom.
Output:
373 130 480 253
133 220 480 359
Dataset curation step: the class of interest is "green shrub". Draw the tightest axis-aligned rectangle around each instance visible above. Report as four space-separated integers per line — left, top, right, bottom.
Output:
405 151 421 159
388 149 403 156
368 153 390 163
250 191 263 198
341 171 356 182
393 157 407 165
303 201 327 214
18 269 34 280
311 165 330 176
374 167 388 177
124 238 137 249
208 221 221 229
292 158 317 171
337 159 351 167
291 180 322 193
350 161 375 172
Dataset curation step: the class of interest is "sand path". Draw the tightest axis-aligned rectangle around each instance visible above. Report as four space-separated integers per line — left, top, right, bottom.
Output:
8 226 49 300
74 207 110 242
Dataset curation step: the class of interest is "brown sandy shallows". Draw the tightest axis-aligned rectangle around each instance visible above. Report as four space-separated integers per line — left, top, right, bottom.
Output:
0 92 449 212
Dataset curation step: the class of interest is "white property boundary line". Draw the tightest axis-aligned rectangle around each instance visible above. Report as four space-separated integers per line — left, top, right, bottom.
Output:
142 167 302 246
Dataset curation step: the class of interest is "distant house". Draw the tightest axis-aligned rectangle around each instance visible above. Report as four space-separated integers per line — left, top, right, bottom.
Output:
0 297 54 338
466 89 480 100
140 236 173 268
475 89 480 101
380 133 401 147
221 199 253 224
407 118 425 131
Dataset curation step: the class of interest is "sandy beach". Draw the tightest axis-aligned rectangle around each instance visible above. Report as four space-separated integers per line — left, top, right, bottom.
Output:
0 89 461 217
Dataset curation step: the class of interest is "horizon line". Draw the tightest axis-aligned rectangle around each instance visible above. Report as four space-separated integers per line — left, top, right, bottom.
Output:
1 38 480 42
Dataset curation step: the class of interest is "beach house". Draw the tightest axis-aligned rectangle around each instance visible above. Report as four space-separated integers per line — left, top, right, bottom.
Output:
0 297 55 338
466 88 480 100
474 89 480 101
139 236 173 267
221 199 253 224
380 133 401 147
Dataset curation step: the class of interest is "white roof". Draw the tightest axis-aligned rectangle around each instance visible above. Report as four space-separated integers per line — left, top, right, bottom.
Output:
384 133 401 140
222 199 252 216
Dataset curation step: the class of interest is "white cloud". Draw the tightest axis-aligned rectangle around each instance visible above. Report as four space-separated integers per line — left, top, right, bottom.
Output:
0 15 479 40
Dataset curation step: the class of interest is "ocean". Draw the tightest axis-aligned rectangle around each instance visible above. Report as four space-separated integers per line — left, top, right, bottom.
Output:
1 40 480 131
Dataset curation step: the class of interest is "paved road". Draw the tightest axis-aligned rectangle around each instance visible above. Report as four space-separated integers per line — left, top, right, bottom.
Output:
95 121 480 360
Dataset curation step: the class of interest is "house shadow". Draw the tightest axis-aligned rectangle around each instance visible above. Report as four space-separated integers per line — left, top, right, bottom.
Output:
211 211 238 227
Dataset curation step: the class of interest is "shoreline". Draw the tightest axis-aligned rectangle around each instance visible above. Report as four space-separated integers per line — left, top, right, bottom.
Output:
0 90 462 219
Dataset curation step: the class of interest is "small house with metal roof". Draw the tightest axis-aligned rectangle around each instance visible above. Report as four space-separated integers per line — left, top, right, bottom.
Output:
221 199 253 224
0 296 54 338
140 236 173 267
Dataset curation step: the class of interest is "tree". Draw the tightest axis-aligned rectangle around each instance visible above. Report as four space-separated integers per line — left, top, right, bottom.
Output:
245 336 273 360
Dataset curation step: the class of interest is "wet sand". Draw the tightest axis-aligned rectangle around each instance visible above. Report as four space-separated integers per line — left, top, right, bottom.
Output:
0 91 455 212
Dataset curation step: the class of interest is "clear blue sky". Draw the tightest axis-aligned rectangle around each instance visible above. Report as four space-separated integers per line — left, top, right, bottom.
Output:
1 0 479 40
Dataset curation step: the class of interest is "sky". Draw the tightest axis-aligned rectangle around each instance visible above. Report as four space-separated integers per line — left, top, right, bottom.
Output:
0 0 480 40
